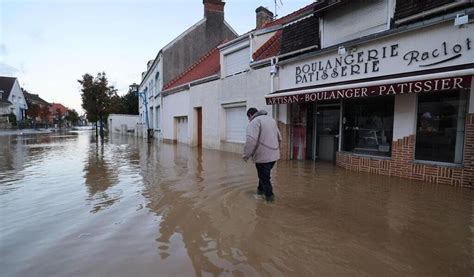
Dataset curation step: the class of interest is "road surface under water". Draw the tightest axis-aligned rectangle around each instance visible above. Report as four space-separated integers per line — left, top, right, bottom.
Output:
0 131 473 276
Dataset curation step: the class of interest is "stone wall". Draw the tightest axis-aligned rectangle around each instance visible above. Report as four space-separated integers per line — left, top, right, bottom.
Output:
336 114 474 188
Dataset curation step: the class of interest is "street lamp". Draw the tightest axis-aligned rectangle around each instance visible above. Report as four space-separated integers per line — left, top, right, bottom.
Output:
130 83 153 140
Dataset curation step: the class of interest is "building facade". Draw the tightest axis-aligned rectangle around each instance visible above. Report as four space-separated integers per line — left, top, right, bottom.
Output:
137 0 237 140
265 0 474 187
0 76 28 122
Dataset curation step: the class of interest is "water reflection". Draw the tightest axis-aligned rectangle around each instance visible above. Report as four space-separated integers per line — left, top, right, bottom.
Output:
83 141 120 213
0 131 472 276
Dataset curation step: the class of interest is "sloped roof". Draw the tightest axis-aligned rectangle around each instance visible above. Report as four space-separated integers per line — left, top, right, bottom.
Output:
24 91 50 105
253 15 319 61
260 2 317 29
163 46 220 91
0 76 16 104
252 30 282 61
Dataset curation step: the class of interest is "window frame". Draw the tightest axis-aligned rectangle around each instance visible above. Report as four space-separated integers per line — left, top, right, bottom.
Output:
413 89 468 166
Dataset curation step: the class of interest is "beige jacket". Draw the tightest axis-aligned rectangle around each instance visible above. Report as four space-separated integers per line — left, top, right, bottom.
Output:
243 110 281 163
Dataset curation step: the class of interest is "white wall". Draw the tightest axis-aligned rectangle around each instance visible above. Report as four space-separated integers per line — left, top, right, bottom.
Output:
188 80 221 148
321 0 388 48
108 114 139 134
7 80 28 121
162 90 189 141
393 94 417 141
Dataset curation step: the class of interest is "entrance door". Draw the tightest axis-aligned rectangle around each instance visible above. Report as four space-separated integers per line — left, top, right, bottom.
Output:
196 108 202 147
316 106 340 162
176 116 188 144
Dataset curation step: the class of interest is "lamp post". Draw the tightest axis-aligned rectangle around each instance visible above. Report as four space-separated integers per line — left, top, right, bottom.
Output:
130 83 153 140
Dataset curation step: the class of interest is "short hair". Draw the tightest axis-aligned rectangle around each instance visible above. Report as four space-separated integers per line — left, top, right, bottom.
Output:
247 107 258 117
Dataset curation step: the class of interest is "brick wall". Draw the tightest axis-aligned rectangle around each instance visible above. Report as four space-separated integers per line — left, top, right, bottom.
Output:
336 114 474 188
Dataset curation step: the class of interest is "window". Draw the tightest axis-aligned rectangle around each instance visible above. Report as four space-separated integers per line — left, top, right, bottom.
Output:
224 47 250 77
342 96 394 157
225 106 247 143
415 90 467 164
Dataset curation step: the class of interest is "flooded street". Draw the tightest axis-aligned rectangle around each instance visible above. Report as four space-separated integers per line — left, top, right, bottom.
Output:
0 131 473 276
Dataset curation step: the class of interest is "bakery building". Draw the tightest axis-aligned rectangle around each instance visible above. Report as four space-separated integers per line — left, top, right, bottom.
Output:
266 0 474 186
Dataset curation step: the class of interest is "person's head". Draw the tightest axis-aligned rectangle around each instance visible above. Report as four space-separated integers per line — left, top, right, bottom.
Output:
247 107 258 121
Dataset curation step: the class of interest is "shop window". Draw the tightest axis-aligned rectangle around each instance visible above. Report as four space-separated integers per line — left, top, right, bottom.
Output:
415 90 467 164
342 96 394 157
290 103 308 160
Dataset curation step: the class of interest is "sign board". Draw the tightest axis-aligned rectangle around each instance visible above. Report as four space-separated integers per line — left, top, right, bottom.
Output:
266 76 472 104
277 22 474 92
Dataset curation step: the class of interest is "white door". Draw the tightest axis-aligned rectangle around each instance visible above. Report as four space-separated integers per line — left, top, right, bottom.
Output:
176 116 188 144
225 106 247 143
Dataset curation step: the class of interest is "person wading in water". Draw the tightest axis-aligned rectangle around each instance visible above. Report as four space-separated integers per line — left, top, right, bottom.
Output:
242 107 281 202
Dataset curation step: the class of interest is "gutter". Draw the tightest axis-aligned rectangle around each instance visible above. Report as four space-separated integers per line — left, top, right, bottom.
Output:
395 1 472 26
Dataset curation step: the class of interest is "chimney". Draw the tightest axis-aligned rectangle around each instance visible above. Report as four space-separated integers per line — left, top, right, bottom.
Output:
203 0 225 19
256 6 273 28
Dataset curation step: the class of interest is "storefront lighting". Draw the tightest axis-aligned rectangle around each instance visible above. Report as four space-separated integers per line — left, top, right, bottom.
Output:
337 46 346 56
454 14 468 27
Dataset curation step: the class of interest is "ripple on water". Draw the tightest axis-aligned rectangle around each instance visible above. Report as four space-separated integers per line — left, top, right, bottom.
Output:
0 133 473 276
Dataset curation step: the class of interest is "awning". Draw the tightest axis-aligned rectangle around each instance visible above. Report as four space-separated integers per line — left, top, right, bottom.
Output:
265 68 474 105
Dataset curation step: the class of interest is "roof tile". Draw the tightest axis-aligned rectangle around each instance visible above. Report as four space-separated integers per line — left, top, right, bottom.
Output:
163 46 220 91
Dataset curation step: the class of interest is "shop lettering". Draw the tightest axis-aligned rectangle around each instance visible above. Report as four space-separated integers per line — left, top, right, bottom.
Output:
295 44 397 84
403 38 471 67
268 77 468 105
294 37 472 85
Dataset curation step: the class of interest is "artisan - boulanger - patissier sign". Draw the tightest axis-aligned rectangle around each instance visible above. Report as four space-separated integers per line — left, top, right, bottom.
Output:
276 22 473 92
266 76 471 104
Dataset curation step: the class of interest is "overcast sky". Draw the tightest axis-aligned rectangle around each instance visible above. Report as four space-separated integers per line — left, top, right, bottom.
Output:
0 0 313 112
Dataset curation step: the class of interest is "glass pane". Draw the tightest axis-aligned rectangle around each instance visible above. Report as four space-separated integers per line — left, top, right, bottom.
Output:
342 96 394 157
291 103 308 160
415 90 466 163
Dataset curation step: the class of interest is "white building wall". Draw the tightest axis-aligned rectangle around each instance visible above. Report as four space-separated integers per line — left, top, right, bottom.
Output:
6 80 28 121
321 0 388 48
219 67 272 153
162 91 189 142
108 114 139 134
188 80 221 148
138 55 162 138
393 94 417 141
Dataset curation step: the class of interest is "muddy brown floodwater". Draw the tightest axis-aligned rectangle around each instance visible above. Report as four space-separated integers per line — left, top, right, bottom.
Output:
0 131 473 276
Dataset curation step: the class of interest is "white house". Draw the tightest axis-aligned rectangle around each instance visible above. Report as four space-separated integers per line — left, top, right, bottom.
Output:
0 76 28 122
136 0 237 139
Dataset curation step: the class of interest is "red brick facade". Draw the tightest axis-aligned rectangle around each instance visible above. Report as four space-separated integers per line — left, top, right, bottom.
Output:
336 114 474 188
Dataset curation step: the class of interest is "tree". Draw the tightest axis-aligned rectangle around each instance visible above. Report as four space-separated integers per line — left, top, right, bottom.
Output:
108 93 126 115
78 72 115 139
66 109 80 126
122 88 139 115
26 103 40 121
39 106 51 124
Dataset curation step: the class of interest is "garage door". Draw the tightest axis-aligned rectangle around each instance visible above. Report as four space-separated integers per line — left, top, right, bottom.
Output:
176 116 188 144
225 106 247 143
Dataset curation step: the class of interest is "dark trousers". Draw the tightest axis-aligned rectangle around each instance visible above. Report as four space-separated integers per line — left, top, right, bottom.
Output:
256 161 275 197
